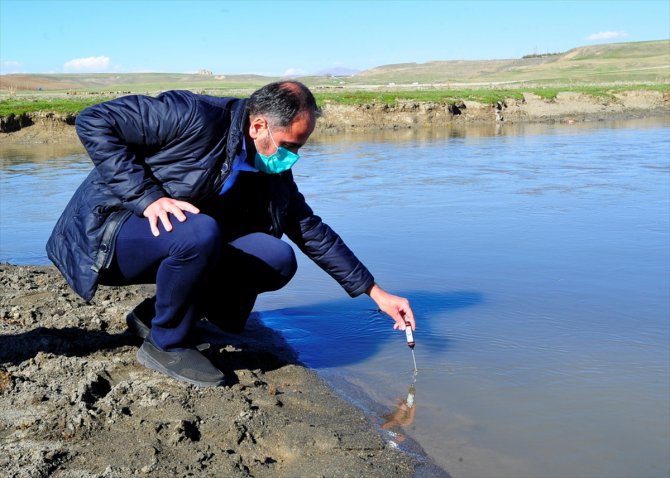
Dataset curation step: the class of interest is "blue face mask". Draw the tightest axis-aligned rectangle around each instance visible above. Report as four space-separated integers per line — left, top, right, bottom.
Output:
254 125 300 174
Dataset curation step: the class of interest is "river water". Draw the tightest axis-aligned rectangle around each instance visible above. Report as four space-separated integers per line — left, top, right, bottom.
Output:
1 118 669 477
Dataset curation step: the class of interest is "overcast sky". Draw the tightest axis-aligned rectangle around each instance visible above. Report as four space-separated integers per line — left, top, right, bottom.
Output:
1 0 668 76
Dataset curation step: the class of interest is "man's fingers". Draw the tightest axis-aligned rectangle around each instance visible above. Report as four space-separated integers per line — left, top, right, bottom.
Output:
148 216 160 237
399 301 416 330
170 201 199 222
158 211 173 233
390 311 406 330
403 312 416 331
176 201 200 215
143 198 199 236
169 206 188 223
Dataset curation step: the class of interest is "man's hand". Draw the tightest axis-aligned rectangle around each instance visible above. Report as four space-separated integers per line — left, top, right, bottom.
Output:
143 197 200 237
367 283 415 331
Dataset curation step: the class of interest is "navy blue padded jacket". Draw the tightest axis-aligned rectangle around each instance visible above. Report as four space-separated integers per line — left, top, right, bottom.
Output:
46 90 374 301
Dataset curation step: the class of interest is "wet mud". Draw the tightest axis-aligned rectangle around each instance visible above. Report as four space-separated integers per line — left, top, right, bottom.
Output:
0 264 426 477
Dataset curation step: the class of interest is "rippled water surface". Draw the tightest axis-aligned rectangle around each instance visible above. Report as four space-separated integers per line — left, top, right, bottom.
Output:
2 118 669 477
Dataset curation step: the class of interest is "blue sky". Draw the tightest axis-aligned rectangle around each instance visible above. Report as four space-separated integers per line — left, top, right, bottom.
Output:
1 0 668 76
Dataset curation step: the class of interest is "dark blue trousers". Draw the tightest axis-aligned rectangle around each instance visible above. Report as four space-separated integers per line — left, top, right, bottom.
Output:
101 212 297 350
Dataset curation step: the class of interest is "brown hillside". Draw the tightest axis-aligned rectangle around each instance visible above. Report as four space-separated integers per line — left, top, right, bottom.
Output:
0 75 80 91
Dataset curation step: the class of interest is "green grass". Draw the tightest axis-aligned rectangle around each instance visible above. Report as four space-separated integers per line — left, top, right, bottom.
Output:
314 89 525 105
76 80 266 94
529 84 670 101
315 84 669 106
0 97 114 117
1 84 668 117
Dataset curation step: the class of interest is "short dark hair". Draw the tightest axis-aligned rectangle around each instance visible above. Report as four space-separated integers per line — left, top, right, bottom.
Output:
247 81 321 128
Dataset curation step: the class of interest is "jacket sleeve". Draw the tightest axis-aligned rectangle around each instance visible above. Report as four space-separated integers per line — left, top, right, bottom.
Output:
74 92 192 216
282 176 375 297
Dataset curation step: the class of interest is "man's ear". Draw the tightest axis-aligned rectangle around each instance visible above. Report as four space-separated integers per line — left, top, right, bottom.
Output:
248 116 267 139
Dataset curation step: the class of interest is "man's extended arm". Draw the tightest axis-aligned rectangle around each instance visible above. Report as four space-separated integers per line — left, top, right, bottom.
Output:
283 176 415 330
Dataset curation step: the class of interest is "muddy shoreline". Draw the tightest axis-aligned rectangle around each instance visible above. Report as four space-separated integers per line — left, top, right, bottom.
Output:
1 90 668 144
0 264 447 477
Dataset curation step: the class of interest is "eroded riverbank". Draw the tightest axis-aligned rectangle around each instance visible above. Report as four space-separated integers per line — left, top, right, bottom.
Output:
1 90 668 144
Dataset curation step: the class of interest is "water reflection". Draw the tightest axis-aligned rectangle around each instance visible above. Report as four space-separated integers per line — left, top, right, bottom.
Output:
0 142 85 166
381 378 418 445
311 115 670 145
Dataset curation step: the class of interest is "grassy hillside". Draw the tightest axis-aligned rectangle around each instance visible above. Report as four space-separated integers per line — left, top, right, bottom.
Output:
0 40 668 118
0 73 277 95
350 40 670 85
1 40 668 96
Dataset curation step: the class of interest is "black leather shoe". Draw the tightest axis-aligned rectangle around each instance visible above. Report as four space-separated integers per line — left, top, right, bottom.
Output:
137 340 225 387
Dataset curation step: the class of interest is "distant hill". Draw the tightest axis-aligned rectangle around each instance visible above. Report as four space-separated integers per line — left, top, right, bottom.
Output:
312 67 360 77
352 40 670 85
1 40 668 94
0 73 277 93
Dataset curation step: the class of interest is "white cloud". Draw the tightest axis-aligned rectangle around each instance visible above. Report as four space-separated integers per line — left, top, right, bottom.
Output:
586 31 629 41
282 67 306 77
1 60 24 74
63 56 111 73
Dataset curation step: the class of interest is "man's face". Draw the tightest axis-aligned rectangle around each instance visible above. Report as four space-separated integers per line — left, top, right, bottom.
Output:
250 111 316 156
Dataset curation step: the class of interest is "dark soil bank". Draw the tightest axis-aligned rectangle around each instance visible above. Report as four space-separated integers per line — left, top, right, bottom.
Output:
0 264 442 477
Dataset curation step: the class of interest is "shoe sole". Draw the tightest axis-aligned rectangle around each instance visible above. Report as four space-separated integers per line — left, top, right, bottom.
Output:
126 311 150 339
137 345 226 388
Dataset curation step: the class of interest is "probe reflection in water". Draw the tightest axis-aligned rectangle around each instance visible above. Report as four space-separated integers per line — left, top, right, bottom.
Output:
381 379 418 444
